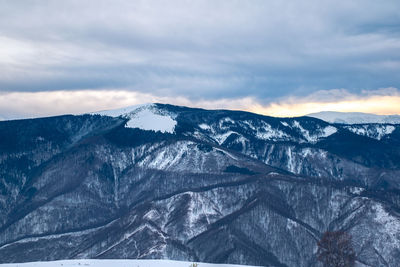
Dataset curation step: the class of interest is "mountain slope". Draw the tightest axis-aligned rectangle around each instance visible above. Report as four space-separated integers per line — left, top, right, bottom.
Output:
0 104 400 266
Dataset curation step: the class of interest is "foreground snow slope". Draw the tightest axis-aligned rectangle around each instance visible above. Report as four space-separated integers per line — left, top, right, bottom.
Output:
0 259 258 267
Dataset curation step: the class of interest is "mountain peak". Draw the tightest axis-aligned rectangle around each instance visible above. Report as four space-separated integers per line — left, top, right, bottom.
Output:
91 103 176 133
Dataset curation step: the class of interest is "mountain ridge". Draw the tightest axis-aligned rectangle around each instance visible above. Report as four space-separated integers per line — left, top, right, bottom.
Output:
307 111 400 124
0 103 399 266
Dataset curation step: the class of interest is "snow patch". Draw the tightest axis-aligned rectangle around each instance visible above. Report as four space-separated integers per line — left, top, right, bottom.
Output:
220 117 235 125
349 187 364 195
292 121 336 143
126 108 176 133
286 218 299 230
92 104 177 133
198 123 211 130
280 121 289 127
344 125 395 140
254 121 289 141
322 126 338 137
285 146 297 173
213 147 239 160
256 124 287 140
300 147 327 159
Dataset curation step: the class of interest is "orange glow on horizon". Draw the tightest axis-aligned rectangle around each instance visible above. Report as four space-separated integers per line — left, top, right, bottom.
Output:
248 95 400 117
0 90 399 120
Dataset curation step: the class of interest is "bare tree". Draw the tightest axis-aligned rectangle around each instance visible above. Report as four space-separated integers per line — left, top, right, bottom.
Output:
317 231 356 267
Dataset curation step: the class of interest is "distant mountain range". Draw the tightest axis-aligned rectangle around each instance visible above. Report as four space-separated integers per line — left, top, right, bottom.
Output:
307 111 400 124
0 104 400 266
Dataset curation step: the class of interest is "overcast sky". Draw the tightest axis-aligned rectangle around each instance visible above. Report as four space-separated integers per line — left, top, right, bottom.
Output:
1 0 400 119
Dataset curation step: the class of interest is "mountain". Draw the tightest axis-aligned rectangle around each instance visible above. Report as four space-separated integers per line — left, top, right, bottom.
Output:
0 103 400 266
307 111 400 124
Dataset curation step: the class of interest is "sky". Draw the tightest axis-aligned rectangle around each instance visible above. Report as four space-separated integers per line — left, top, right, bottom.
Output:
1 0 400 119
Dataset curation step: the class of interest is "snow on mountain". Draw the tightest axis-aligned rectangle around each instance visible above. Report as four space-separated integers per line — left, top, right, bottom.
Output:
343 124 396 140
92 104 148 117
92 104 177 133
2 104 400 266
196 118 293 145
253 121 290 141
125 108 176 133
291 121 337 143
306 111 399 140
0 259 258 267
307 111 400 124
195 115 340 146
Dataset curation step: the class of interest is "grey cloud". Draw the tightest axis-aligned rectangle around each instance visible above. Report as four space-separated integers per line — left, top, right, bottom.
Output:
0 0 399 104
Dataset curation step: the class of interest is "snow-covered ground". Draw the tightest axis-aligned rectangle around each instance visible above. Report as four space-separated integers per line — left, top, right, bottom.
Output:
0 259 258 267
91 104 177 133
125 108 176 133
307 111 400 124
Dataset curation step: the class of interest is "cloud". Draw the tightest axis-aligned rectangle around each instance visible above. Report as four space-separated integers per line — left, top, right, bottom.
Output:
0 89 262 120
0 88 399 120
0 0 399 102
255 87 400 116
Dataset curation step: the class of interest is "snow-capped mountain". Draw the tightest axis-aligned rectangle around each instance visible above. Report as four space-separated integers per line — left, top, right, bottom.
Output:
307 111 400 124
1 104 400 266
